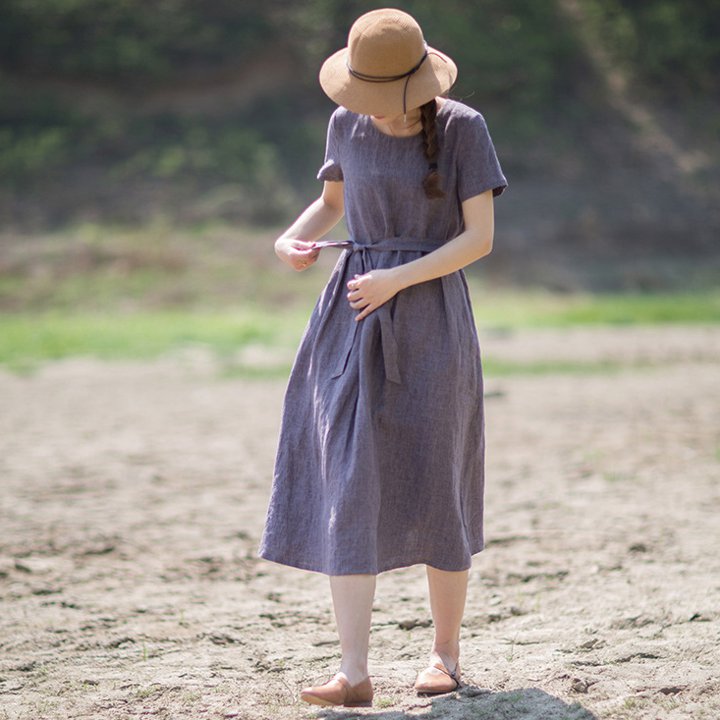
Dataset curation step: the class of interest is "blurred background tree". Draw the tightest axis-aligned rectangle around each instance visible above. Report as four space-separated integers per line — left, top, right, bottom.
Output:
0 0 718 291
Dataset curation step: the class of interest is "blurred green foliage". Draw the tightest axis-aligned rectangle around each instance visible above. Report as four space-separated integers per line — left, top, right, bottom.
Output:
582 0 720 100
0 0 279 80
0 0 718 225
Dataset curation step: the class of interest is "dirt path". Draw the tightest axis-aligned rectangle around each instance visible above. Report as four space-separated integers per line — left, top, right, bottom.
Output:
1 326 718 719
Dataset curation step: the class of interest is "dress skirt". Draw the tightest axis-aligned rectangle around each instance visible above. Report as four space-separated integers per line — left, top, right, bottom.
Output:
257 239 485 575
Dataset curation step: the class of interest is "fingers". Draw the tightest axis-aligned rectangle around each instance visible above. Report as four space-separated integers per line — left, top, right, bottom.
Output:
293 248 320 271
346 274 372 318
347 291 372 319
347 288 368 308
289 239 316 251
283 239 320 271
354 304 373 321
349 298 369 309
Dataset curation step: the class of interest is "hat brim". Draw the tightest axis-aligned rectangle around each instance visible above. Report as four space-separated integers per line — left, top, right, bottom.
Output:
319 46 457 116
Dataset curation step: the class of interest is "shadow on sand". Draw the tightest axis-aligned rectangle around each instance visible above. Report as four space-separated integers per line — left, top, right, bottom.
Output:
311 684 598 719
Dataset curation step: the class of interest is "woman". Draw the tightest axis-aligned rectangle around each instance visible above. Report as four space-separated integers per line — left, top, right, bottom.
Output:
257 7 507 707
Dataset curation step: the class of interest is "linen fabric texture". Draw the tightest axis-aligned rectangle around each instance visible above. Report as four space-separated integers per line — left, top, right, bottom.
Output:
257 98 507 575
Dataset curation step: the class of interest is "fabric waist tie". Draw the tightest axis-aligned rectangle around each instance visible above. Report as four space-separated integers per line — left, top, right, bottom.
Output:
330 237 444 385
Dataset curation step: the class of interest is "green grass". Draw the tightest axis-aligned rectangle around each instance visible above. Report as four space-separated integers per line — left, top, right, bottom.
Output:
470 287 720 327
0 221 717 374
0 308 307 375
0 287 717 376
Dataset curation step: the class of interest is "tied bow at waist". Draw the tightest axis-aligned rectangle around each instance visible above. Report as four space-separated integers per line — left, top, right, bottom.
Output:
330 237 444 385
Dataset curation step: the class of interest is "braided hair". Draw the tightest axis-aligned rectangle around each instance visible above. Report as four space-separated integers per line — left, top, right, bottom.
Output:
420 98 445 199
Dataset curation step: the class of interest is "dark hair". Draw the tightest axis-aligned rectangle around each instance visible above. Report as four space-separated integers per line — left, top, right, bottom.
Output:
420 98 445 199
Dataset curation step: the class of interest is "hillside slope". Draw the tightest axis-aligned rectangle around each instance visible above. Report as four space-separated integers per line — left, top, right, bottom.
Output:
0 0 718 289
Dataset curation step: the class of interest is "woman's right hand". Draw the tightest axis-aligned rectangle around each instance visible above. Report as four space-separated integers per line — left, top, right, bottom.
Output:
274 237 321 272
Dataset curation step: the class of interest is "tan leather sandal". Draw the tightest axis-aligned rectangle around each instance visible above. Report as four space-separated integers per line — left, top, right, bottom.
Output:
414 659 461 694
300 672 373 707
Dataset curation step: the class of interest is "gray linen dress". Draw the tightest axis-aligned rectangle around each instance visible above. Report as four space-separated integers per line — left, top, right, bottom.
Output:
257 98 507 575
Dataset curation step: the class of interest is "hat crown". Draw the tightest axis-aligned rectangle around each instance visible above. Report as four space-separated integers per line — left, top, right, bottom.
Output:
347 9 426 77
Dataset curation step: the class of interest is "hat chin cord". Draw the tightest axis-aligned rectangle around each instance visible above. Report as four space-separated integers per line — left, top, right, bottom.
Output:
345 44 447 120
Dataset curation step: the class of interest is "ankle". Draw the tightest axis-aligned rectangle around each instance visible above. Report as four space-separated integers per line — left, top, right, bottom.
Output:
432 637 459 653
430 640 460 668
338 661 370 685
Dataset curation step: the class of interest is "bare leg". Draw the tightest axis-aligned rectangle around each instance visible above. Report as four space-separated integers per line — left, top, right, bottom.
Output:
328 574 376 685
425 565 469 672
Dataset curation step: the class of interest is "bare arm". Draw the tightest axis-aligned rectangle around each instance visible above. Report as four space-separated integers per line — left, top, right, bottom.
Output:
394 189 494 289
347 190 495 320
275 181 345 271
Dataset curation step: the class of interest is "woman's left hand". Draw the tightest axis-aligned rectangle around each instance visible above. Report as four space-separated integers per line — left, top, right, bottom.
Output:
347 268 405 321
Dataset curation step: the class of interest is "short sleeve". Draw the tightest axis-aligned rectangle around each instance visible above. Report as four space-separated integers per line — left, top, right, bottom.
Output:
456 112 507 201
317 110 344 182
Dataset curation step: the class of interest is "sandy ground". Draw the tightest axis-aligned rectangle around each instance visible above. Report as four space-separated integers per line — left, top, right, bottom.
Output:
1 325 718 720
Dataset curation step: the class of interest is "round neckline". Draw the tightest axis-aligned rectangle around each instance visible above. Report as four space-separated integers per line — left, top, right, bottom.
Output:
367 98 452 139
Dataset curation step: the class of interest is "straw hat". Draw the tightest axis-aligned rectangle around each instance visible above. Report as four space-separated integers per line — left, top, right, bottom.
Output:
319 8 458 117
